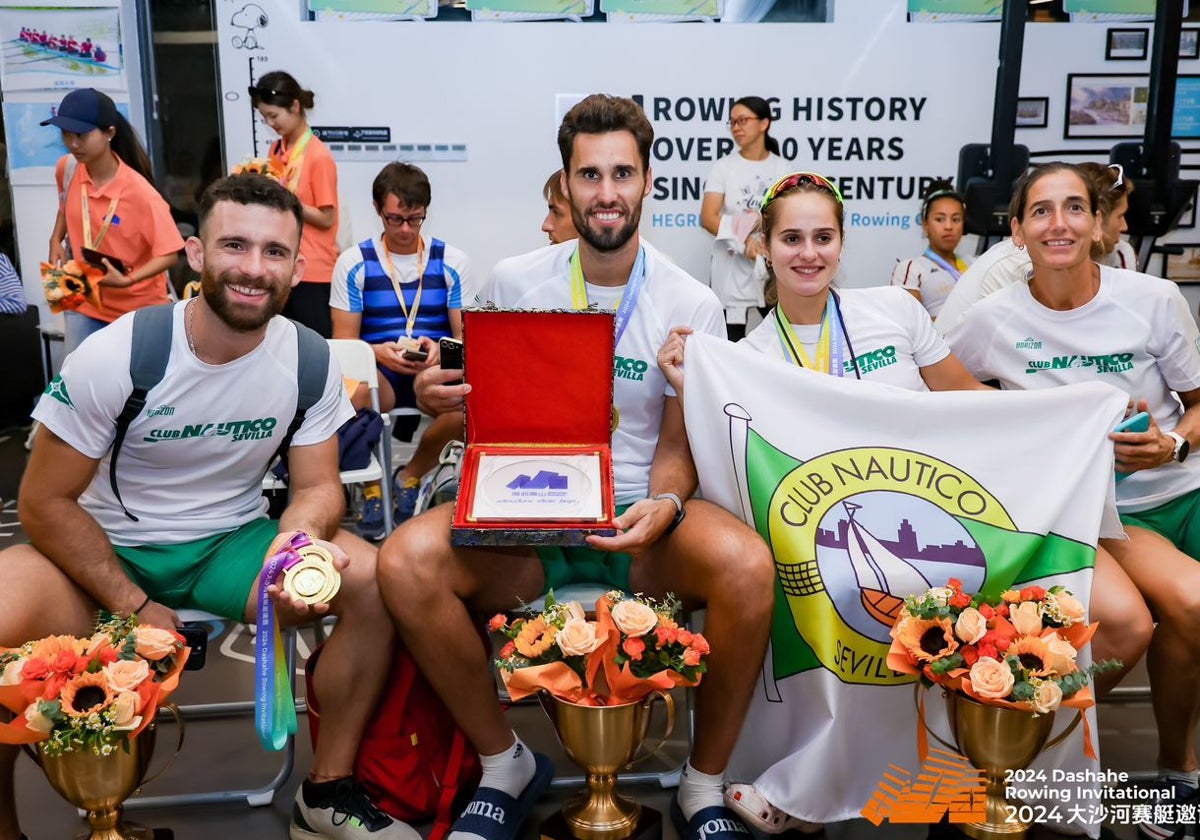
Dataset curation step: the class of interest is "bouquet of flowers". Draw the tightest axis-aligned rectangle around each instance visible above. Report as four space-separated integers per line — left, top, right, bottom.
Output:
231 157 283 182
492 591 709 706
0 613 189 756
887 578 1118 716
40 260 103 314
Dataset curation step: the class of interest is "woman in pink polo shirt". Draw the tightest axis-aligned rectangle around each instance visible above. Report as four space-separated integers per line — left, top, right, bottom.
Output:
251 71 340 338
45 88 183 353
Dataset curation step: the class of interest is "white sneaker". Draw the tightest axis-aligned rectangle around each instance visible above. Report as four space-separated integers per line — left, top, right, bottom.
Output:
290 779 421 840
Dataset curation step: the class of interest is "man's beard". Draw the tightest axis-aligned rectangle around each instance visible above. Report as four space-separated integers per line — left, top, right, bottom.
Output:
571 203 641 253
200 269 290 331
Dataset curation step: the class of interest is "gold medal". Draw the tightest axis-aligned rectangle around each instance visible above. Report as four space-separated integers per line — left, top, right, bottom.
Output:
282 545 341 606
396 336 420 352
611 405 620 432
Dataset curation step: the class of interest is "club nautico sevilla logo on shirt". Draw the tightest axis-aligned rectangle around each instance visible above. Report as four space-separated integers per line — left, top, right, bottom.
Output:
727 408 1095 689
143 417 279 443
614 355 649 381
1025 353 1134 375
844 345 898 376
44 375 74 410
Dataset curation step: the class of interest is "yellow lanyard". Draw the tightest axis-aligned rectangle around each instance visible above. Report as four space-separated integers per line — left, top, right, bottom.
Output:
280 128 313 192
80 187 119 251
773 303 832 373
381 236 425 340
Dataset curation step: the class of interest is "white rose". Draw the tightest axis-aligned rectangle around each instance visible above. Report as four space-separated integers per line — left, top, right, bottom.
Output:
23 704 54 735
104 659 151 693
564 602 586 623
109 691 142 729
0 659 26 686
1043 635 1078 675
610 600 658 637
1049 591 1086 624
969 657 1015 700
556 619 602 657
954 608 988 644
1031 680 1064 714
1010 601 1044 637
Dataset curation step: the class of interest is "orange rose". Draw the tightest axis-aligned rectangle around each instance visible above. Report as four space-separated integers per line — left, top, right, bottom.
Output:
134 626 179 661
104 659 151 693
1042 634 1078 675
968 657 1015 700
611 600 658 637
622 636 646 661
487 614 507 632
682 648 702 667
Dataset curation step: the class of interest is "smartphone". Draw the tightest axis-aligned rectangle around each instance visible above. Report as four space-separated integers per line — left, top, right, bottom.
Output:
1113 411 1151 483
178 622 208 671
80 247 126 275
440 337 464 385
401 347 429 363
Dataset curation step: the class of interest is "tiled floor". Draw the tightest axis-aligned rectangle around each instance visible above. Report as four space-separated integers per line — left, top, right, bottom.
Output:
0 426 1180 840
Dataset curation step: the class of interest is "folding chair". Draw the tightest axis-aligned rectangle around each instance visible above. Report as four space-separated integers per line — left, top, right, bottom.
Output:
123 609 301 809
263 338 396 537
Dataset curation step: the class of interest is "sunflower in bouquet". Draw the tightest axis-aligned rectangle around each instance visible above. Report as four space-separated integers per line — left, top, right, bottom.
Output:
40 259 103 314
231 156 283 182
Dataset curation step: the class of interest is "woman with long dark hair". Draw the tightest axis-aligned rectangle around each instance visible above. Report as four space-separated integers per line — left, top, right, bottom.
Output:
250 70 340 337
44 88 183 353
700 96 791 340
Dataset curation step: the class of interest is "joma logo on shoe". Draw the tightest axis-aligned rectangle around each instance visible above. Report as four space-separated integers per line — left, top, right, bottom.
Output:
463 801 506 823
697 818 749 840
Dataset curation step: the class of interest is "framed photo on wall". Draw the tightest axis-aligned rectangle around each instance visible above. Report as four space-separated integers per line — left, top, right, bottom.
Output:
1015 97 1049 128
1166 244 1200 283
1064 74 1147 138
1105 28 1148 60
1182 28 1200 60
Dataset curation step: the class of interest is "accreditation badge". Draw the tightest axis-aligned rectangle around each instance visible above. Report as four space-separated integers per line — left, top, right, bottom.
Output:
282 544 341 605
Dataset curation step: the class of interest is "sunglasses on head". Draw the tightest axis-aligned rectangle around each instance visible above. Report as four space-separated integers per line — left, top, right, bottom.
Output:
761 172 844 211
248 85 281 99
1108 163 1125 190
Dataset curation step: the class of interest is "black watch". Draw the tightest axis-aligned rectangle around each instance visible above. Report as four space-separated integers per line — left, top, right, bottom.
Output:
651 493 686 535
1168 431 1191 463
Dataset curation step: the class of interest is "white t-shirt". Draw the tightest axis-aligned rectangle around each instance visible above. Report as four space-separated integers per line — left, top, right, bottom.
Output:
33 302 354 544
703 152 792 314
890 252 970 320
742 286 950 391
935 239 1030 335
478 239 725 504
1107 239 1138 272
329 233 472 312
946 266 1200 512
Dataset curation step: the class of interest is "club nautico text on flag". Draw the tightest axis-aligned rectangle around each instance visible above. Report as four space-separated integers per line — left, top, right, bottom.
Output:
681 334 1126 837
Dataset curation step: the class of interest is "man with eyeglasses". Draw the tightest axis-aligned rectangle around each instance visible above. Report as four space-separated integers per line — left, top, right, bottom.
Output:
330 162 471 537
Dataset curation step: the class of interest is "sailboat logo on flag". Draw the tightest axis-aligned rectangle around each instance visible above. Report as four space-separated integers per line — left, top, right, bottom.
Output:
738 421 1020 688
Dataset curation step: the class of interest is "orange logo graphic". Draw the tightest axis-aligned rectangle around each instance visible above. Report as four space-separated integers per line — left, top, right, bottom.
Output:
861 748 987 825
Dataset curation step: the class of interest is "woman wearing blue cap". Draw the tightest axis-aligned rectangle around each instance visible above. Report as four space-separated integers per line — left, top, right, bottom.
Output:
43 88 183 353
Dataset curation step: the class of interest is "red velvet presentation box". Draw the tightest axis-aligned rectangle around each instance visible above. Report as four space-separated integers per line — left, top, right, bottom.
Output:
451 309 619 547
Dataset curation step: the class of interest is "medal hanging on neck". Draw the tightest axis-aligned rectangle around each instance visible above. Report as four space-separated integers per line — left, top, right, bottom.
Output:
773 293 849 377
922 248 967 280
568 245 647 348
381 235 425 344
279 127 313 192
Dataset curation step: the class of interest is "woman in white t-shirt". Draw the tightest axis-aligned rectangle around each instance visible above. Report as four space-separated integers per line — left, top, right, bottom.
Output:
1080 161 1137 271
890 180 970 320
947 163 1195 838
700 97 791 340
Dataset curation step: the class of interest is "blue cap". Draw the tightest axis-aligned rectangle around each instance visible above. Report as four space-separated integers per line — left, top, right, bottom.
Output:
40 88 119 134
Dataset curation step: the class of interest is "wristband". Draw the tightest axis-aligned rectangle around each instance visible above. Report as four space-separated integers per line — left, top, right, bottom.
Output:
131 595 151 616
652 493 686 536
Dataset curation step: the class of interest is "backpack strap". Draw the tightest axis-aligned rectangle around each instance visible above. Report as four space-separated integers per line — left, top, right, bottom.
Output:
429 728 472 840
111 303 175 521
268 321 330 475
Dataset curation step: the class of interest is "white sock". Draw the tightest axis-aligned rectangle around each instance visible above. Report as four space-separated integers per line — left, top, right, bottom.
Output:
1161 768 1200 787
677 760 725 821
447 737 536 840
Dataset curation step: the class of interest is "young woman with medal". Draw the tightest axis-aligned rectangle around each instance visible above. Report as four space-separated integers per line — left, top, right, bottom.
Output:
44 88 183 353
890 180 970 322
251 71 340 337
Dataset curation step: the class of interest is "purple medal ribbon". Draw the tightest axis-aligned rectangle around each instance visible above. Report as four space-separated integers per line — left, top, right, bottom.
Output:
255 531 312 751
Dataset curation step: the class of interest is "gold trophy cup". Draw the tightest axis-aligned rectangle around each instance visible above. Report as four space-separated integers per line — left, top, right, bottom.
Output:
928 690 1081 840
34 705 183 840
539 690 675 840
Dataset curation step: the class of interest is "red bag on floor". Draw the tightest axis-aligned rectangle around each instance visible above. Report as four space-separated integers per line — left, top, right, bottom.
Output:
306 644 481 840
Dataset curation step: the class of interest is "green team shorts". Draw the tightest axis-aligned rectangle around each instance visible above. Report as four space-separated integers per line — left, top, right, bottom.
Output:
1119 486 1200 560
113 518 279 622
535 504 633 592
